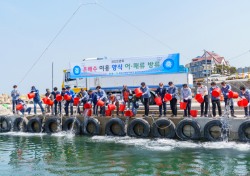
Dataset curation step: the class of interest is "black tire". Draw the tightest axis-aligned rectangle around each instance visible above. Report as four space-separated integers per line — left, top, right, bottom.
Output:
105 118 126 136
0 116 12 133
176 119 201 140
238 120 250 142
13 117 27 132
27 117 43 133
204 120 223 141
82 117 100 135
44 117 61 134
62 117 81 135
127 118 150 138
152 118 176 138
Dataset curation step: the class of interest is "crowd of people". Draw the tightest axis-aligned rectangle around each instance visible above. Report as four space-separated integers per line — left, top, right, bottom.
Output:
10 81 250 118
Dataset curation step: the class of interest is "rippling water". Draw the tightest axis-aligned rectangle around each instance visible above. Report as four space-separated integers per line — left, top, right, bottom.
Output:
0 132 250 176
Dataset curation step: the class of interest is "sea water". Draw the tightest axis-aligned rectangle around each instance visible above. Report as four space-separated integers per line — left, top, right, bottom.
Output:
0 132 250 175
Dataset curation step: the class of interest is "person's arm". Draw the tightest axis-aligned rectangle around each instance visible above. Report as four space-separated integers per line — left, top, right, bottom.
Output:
181 88 184 100
188 88 192 99
100 90 107 100
155 88 159 96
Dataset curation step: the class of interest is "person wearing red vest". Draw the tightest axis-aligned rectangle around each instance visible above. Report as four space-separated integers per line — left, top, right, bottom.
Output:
121 85 132 109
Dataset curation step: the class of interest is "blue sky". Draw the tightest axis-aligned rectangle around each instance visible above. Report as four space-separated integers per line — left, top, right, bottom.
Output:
1 0 250 94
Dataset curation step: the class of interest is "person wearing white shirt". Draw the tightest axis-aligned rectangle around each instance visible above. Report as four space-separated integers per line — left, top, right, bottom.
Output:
181 84 192 117
197 82 208 117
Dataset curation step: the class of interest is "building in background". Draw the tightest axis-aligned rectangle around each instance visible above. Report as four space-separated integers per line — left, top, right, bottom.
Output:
185 51 230 80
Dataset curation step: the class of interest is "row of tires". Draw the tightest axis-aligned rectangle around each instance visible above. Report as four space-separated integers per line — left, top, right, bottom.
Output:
0 116 250 142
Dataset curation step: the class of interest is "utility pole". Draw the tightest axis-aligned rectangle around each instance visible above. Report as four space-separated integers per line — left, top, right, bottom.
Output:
204 50 211 116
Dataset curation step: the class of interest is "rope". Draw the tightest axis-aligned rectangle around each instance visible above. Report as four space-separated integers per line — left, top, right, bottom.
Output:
95 1 176 53
18 3 96 85
150 115 172 130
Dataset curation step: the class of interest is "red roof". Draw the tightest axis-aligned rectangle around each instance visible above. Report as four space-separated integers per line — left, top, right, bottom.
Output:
191 51 229 66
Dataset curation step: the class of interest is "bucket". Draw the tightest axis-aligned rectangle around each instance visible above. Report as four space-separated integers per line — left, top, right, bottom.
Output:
180 102 187 110
27 93 35 99
47 99 54 106
134 88 143 98
228 91 239 99
154 97 162 106
87 109 92 116
119 104 126 111
55 94 63 102
84 103 92 109
97 99 105 107
64 94 72 101
42 97 48 104
195 94 204 103
164 93 172 102
124 110 134 117
212 88 221 97
108 104 116 111
73 97 80 106
105 109 111 116
237 98 249 107
190 110 198 118
16 104 23 111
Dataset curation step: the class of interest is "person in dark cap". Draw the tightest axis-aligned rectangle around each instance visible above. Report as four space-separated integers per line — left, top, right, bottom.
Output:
30 86 45 115
140 82 151 117
11 85 20 114
96 85 107 116
167 81 178 117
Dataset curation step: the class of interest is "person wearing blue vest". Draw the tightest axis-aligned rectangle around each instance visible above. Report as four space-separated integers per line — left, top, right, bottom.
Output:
167 81 178 117
30 86 45 115
96 86 107 116
210 82 222 117
11 85 20 114
239 86 250 117
51 87 61 116
221 81 236 117
155 82 167 117
64 86 75 116
181 84 192 117
140 82 151 117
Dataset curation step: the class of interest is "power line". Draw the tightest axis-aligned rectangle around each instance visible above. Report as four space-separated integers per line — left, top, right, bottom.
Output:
95 1 176 53
18 3 96 85
228 49 250 61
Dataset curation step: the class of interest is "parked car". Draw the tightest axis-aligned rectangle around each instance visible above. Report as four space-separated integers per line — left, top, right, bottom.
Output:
227 74 237 80
205 74 227 82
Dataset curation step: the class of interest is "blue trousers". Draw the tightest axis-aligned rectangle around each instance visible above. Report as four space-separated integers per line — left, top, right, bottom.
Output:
34 101 44 114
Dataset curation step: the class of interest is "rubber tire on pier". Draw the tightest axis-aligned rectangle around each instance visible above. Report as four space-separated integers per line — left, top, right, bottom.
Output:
238 120 250 142
13 117 27 132
127 118 150 138
105 118 126 136
0 116 12 133
152 118 176 138
27 117 43 133
44 117 61 134
82 117 100 135
204 120 223 141
176 119 201 140
62 117 81 135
